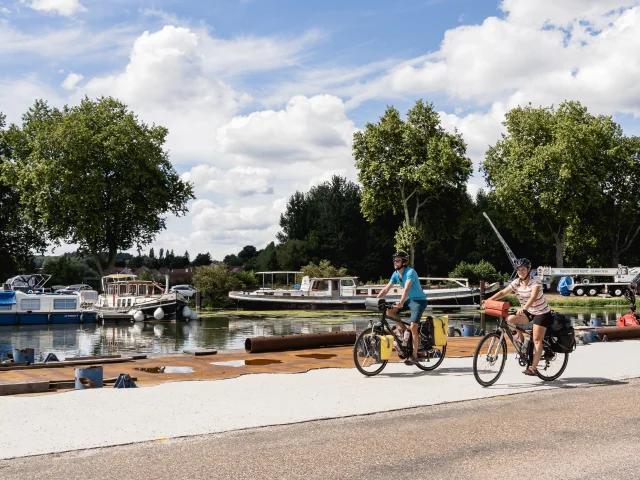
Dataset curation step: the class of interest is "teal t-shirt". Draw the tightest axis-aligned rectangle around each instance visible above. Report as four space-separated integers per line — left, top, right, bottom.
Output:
390 267 426 301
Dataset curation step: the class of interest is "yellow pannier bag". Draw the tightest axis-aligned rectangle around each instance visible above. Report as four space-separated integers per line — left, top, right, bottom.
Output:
378 334 395 360
432 315 449 346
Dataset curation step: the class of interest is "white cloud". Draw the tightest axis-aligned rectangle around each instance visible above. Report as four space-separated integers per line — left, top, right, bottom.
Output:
22 0 87 17
348 3 640 115
0 76 63 124
61 72 83 90
1 7 10 14
183 165 274 196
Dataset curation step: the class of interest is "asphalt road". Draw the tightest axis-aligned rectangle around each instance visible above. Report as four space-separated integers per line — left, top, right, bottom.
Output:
2 378 639 480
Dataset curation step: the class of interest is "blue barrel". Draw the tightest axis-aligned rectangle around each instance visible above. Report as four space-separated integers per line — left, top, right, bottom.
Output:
461 324 474 336
590 318 602 327
13 348 35 365
75 366 104 389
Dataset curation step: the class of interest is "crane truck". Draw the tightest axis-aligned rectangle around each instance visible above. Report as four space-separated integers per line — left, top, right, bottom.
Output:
482 212 639 296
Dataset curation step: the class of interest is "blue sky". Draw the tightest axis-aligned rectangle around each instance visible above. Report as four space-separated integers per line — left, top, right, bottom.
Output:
2 0 640 259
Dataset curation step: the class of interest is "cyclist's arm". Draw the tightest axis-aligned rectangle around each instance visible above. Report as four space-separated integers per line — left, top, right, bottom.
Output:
376 281 394 298
396 279 411 307
485 285 513 303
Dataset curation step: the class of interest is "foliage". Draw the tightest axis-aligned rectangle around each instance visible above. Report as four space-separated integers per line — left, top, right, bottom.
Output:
41 256 97 286
192 252 212 267
353 100 473 266
235 270 258 288
448 260 504 285
192 265 243 305
482 101 621 267
1 97 194 277
0 112 44 279
301 260 348 278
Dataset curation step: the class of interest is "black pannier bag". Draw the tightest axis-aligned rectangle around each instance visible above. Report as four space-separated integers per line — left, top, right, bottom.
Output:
365 297 386 312
548 311 576 353
419 316 435 348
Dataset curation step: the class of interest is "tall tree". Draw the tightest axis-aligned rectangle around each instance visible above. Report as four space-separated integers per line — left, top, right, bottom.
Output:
2 97 194 277
483 101 620 267
0 112 45 279
353 100 472 266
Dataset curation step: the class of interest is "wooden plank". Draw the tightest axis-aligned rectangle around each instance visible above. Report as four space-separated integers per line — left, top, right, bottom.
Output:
0 381 50 396
49 376 139 389
64 354 121 361
0 357 135 371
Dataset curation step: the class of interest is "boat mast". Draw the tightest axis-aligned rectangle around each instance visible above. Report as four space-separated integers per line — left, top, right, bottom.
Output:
482 212 518 268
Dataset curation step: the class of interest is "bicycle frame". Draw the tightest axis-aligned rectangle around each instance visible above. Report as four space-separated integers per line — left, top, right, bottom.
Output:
490 317 554 366
366 302 425 359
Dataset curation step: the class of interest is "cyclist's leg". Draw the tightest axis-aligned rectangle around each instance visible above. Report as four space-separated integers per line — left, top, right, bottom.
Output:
508 312 529 342
391 303 410 334
530 312 553 370
408 300 427 357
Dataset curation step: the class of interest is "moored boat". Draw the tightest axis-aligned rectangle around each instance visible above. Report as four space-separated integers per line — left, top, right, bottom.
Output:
92 274 194 322
228 274 498 311
0 274 98 325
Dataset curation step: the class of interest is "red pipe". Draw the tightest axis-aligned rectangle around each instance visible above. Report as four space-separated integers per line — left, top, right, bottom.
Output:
245 332 357 353
596 325 640 341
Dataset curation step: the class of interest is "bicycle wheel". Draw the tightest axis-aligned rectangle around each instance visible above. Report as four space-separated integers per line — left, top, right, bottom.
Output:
535 346 569 381
353 327 388 376
414 344 446 371
473 332 507 387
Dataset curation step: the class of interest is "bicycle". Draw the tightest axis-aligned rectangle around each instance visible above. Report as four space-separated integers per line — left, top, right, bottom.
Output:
353 299 447 376
472 314 570 386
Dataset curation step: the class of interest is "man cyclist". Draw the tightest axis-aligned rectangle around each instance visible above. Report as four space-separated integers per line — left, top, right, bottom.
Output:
484 258 552 376
376 251 427 364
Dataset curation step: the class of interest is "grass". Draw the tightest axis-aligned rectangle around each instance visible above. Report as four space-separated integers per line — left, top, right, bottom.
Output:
501 294 628 309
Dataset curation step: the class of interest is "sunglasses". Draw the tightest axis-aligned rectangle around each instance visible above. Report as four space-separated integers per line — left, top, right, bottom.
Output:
393 259 403 263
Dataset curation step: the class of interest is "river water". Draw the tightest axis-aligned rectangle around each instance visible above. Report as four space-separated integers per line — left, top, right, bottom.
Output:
0 308 627 361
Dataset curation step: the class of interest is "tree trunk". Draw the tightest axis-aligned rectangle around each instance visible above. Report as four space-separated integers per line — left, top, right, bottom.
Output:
91 252 104 278
611 248 620 269
410 246 415 268
553 225 566 268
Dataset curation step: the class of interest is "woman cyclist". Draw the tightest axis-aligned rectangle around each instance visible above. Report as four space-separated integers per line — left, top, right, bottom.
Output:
484 258 552 376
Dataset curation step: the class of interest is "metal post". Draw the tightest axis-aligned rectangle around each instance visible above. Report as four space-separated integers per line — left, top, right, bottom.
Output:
195 291 201 311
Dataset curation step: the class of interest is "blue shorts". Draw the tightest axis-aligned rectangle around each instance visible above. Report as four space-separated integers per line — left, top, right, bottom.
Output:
398 299 427 323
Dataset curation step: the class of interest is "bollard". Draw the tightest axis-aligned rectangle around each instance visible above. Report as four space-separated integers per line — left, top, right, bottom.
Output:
13 348 35 365
461 324 474 337
75 366 104 389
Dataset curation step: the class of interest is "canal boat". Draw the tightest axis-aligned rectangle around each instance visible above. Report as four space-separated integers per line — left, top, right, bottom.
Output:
92 274 194 322
0 274 99 325
228 275 499 311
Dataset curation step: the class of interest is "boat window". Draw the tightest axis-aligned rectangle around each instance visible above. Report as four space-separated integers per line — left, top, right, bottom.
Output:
107 285 115 295
53 298 77 310
0 304 11 310
21 299 40 310
128 284 137 295
128 298 132 307
138 285 146 296
119 284 127 295
340 279 355 287
314 280 329 291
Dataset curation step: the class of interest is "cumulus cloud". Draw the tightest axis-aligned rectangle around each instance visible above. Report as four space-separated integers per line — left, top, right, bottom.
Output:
348 2 640 116
183 165 274 196
61 72 83 90
22 0 87 17
0 76 63 124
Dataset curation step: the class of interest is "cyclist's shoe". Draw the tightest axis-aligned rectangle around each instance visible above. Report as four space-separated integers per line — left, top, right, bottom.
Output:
523 366 538 376
404 355 419 365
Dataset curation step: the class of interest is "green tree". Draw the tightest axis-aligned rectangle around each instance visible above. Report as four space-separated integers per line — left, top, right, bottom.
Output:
0 112 45 278
235 270 258 288
192 252 212 267
483 101 619 267
254 242 279 271
1 97 194 277
276 239 310 271
237 245 258 263
192 265 243 305
353 100 472 266
42 256 96 286
301 260 348 278
448 260 504 286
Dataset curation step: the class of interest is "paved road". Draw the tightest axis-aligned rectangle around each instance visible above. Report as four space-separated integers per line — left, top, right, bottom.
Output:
2 378 639 479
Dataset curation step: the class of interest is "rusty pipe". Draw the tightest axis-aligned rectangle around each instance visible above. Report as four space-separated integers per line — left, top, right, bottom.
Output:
595 325 640 341
245 331 357 353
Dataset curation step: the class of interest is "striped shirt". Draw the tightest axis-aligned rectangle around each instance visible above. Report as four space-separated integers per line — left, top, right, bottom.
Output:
509 275 551 315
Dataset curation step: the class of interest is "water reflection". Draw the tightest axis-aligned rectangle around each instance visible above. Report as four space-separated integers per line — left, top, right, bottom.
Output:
0 308 627 360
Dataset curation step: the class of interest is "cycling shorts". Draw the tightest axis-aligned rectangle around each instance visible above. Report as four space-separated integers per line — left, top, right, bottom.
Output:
398 299 427 323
